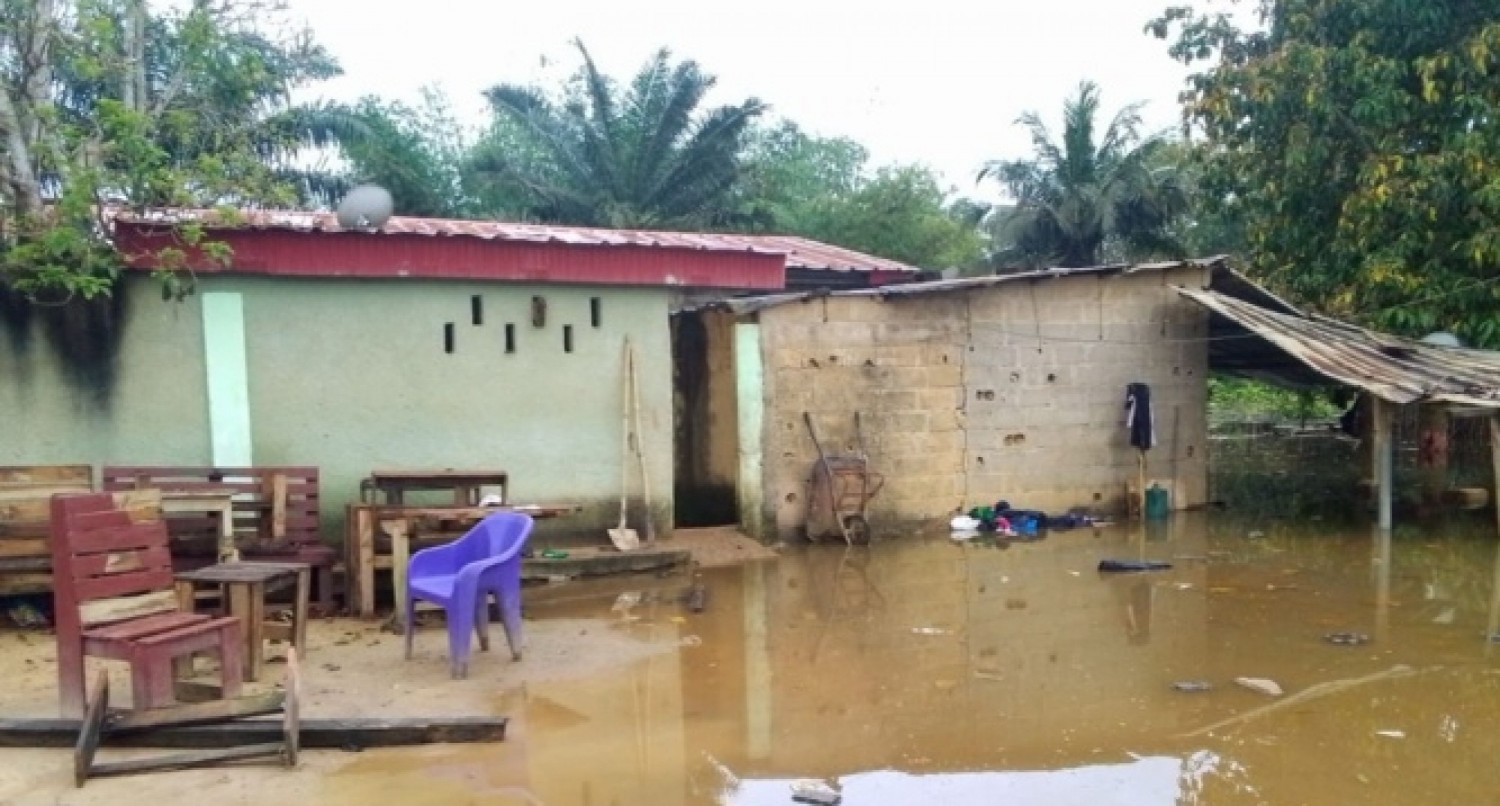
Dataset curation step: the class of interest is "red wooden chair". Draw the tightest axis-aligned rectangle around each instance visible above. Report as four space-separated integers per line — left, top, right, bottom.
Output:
50 493 243 717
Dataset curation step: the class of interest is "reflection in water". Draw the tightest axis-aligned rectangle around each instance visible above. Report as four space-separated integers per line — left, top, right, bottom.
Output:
327 513 1500 805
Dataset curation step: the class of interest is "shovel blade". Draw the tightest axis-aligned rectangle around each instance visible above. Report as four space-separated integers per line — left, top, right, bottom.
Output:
607 527 640 552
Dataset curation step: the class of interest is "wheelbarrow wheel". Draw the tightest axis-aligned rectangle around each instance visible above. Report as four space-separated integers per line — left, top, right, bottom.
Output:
843 515 871 545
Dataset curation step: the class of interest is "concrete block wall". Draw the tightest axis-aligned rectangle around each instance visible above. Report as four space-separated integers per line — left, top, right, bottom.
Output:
758 295 971 540
754 267 1210 540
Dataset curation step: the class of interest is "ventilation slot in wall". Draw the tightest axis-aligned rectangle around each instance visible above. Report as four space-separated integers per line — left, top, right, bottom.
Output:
504 324 516 354
443 323 455 354
563 325 574 353
590 297 602 327
471 295 483 326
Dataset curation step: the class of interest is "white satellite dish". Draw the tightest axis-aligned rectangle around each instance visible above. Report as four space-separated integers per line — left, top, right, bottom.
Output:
336 184 394 231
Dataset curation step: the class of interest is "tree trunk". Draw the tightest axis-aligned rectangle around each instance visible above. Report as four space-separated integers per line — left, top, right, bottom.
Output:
0 0 57 221
123 0 149 114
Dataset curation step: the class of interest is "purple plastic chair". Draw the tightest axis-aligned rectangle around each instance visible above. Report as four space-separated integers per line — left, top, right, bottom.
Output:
403 511 533 679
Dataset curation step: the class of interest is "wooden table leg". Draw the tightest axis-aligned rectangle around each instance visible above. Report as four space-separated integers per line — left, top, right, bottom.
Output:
216 503 238 563
356 508 375 619
227 582 264 683
248 582 266 682
172 581 197 679
292 568 310 658
389 520 411 631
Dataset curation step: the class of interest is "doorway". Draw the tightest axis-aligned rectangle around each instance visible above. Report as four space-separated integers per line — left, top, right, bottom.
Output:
672 309 741 526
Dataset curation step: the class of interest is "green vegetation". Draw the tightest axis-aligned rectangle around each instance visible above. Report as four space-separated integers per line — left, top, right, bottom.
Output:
1152 0 1500 347
7 0 1498 346
1207 375 1341 423
0 0 358 300
978 81 1188 269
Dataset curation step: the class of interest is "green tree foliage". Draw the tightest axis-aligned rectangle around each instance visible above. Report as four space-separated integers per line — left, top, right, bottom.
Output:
469 40 766 229
805 165 984 270
736 121 984 269
342 89 471 218
1151 0 1500 346
0 0 350 299
1150 139 1247 258
735 120 868 231
979 81 1188 269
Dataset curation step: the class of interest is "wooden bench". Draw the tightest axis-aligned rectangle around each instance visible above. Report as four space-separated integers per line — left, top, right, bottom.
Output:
0 465 95 595
101 467 335 611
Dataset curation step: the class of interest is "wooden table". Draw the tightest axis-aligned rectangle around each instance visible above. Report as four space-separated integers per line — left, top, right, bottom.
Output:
159 491 237 562
361 470 510 507
174 561 310 682
346 504 576 618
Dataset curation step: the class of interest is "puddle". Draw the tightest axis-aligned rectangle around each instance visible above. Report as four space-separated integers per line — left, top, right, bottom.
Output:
327 513 1500 804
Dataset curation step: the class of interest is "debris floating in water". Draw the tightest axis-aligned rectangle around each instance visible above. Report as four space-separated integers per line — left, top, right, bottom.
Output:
1324 632 1371 646
911 626 951 636
1097 559 1173 572
1375 729 1406 739
1235 677 1284 697
791 779 842 805
1172 680 1213 693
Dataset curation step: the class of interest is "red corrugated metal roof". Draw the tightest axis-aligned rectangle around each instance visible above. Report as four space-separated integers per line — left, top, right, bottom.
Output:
113 209 922 275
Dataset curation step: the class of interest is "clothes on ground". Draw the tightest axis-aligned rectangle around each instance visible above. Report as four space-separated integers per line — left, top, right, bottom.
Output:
1124 382 1156 449
960 501 1103 537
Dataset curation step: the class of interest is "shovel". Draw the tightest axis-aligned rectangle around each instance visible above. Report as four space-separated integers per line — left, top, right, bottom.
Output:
608 337 641 552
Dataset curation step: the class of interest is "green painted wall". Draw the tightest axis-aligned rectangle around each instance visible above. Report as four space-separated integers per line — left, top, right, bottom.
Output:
0 275 676 543
0 283 212 469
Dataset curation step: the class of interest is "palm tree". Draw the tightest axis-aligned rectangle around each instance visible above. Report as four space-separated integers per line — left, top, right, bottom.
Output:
468 40 767 228
978 81 1186 268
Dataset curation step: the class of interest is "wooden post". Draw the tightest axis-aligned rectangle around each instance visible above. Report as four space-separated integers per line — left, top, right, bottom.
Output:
1373 397 1395 532
387 519 412 628
1136 449 1147 521
1487 415 1500 644
1491 414 1500 543
1373 525 1392 643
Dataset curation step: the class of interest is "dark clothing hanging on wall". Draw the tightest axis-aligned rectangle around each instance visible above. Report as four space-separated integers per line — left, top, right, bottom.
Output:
1125 382 1155 449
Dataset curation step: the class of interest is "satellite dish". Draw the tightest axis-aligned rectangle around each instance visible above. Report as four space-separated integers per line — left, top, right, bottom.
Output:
336 184 394 230
1420 331 1463 348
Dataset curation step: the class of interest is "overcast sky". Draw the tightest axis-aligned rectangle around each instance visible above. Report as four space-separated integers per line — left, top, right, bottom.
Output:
279 0 1196 201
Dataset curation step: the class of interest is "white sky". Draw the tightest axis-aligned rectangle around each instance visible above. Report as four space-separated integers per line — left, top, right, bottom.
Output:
279 0 1196 201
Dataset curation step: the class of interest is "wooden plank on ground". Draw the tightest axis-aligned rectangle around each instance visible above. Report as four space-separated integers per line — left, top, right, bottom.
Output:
87 742 286 780
0 717 508 748
73 673 109 788
107 692 287 733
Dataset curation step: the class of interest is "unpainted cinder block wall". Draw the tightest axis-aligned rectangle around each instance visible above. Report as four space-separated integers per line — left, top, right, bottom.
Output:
754 266 1210 540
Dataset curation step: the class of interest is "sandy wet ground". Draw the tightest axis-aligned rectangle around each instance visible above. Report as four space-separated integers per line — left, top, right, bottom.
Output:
5 513 1500 804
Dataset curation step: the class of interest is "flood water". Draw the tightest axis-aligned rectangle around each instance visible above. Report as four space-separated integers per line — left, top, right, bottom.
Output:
327 513 1500 804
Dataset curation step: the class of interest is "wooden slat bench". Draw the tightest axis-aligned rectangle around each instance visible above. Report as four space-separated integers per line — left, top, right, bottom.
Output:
101 467 335 611
1 465 96 595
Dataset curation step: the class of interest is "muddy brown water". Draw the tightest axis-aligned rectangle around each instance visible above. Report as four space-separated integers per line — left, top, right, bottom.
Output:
326 513 1500 804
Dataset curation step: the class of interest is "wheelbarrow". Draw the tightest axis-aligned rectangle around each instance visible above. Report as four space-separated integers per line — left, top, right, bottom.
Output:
803 412 885 545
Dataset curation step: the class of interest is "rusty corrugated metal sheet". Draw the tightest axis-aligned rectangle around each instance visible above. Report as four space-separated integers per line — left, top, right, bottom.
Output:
114 211 788 290
704 257 1229 314
743 235 924 274
1177 287 1500 407
112 209 922 279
